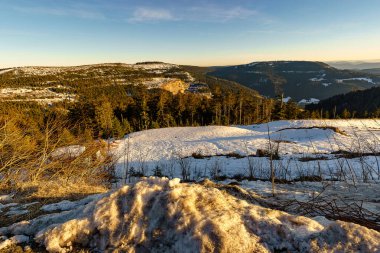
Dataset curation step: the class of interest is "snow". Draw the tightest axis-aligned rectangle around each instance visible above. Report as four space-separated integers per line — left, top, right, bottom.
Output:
113 119 380 180
0 69 13 75
0 88 34 95
230 179 380 216
141 77 180 88
2 120 380 251
310 74 326 82
0 194 14 202
322 82 331 87
282 96 292 103
298 98 320 104
133 62 178 70
336 77 375 84
109 119 380 221
10 63 182 77
0 87 75 104
0 235 29 250
282 71 321 73
40 194 102 212
6 209 29 216
51 145 86 159
0 203 18 213
246 71 262 74
0 202 39 217
13 64 127 76
1 178 379 252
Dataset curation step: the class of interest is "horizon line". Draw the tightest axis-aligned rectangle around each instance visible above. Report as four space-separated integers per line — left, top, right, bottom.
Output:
2 58 380 69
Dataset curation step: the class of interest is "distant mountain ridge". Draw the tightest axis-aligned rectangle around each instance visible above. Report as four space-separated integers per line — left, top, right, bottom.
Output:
3 61 379 105
360 68 380 76
207 61 380 102
328 61 380 70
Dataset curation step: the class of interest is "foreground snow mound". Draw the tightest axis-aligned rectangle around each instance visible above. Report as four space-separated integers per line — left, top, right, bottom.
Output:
30 178 380 252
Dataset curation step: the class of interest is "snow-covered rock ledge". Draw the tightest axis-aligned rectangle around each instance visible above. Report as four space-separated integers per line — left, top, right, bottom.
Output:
1 178 380 252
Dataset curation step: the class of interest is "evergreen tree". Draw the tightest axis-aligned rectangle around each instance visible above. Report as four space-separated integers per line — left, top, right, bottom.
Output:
95 99 114 138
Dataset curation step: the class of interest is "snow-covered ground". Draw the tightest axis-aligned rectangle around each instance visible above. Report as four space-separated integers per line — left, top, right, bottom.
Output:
336 77 375 84
1 120 380 251
113 119 380 181
309 73 326 82
3 63 184 77
0 68 13 75
110 119 380 234
0 87 75 104
1 178 379 252
281 96 291 102
298 98 320 105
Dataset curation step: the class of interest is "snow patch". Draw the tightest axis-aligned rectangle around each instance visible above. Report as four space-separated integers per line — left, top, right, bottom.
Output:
298 98 320 105
40 194 101 212
51 145 86 159
0 194 14 203
322 83 331 87
0 235 29 250
0 68 13 75
336 77 375 84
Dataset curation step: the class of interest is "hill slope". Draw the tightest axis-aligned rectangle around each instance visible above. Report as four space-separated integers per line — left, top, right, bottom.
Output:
360 68 380 75
208 61 380 102
306 86 380 117
0 62 260 104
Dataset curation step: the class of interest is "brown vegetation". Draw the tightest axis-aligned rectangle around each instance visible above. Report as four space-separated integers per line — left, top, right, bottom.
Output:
0 105 114 199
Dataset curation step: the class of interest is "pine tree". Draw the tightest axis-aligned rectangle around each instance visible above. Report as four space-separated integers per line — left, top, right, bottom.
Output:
95 99 114 138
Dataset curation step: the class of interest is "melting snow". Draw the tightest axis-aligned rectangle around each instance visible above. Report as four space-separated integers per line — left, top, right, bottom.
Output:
0 235 30 250
1 178 379 252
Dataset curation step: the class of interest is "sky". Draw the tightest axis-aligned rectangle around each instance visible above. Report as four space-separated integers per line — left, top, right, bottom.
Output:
1 0 380 67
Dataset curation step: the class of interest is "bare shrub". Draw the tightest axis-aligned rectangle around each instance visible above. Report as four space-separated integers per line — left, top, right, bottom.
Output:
0 116 115 197
175 152 192 181
159 159 176 179
209 159 226 181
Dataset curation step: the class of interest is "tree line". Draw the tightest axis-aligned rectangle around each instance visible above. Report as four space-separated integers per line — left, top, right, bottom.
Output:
67 84 306 139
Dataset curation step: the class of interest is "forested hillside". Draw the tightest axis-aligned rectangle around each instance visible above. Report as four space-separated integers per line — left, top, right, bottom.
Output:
0 62 306 142
360 68 380 75
306 86 380 118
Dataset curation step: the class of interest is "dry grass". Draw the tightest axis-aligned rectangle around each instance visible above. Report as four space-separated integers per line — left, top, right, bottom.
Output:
276 126 348 136
18 179 108 199
0 179 107 228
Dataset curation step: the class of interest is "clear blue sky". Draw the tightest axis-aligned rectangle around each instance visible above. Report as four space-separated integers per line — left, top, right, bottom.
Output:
1 0 380 67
